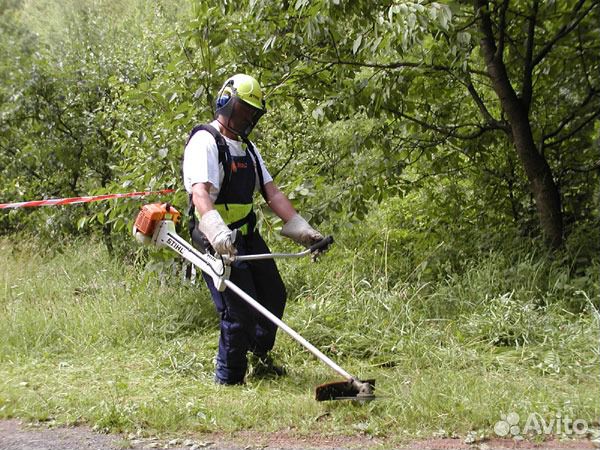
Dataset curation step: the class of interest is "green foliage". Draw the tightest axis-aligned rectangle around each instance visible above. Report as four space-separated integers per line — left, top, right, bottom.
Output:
242 0 600 243
0 0 189 242
1 0 598 254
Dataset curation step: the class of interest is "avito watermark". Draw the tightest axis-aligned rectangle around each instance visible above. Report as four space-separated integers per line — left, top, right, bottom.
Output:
494 412 588 438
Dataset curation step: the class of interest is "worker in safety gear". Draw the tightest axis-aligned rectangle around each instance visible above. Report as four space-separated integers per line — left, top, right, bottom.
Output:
182 73 323 385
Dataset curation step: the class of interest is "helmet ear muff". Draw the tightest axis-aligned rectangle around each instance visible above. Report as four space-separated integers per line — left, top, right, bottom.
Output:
216 80 235 110
216 92 230 109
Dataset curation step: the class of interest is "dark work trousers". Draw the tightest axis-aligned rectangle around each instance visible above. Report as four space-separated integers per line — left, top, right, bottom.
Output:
202 231 287 384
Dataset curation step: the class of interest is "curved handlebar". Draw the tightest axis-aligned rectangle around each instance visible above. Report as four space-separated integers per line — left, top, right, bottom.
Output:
228 235 334 263
309 235 334 253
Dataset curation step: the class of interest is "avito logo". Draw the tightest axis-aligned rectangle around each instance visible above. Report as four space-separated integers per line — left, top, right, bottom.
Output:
494 412 588 438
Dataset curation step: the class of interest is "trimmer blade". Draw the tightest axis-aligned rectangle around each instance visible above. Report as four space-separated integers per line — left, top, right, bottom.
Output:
315 379 376 402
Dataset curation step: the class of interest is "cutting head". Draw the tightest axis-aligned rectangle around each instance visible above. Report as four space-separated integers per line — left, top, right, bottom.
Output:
315 378 376 402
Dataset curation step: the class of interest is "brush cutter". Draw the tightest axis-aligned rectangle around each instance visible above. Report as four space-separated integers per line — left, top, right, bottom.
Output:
132 203 375 401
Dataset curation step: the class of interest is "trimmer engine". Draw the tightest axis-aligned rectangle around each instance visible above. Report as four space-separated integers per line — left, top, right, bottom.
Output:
133 203 181 244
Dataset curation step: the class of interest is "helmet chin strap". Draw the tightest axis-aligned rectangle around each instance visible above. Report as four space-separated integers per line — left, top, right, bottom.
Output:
216 117 241 140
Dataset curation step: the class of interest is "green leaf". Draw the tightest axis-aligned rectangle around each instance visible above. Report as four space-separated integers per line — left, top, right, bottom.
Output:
77 217 87 230
293 98 304 112
352 34 362 55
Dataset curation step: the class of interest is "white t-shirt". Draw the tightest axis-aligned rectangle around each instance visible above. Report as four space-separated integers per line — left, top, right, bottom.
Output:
182 121 273 202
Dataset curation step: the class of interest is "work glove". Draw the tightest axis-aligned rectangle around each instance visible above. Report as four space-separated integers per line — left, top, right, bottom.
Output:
198 209 237 256
280 213 324 248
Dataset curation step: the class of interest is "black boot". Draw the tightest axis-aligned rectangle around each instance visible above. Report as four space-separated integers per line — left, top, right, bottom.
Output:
213 375 245 386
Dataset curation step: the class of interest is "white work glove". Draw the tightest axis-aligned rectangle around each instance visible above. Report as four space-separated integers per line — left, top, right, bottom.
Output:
280 213 324 248
198 209 237 256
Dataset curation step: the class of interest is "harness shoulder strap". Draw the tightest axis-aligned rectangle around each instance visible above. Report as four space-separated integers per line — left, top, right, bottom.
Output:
243 137 267 200
183 124 233 242
186 124 233 196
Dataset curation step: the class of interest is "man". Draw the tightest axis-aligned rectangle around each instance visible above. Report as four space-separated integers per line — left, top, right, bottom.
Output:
182 73 324 385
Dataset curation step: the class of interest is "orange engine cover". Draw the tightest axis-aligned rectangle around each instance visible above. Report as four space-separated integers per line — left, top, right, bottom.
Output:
134 203 181 236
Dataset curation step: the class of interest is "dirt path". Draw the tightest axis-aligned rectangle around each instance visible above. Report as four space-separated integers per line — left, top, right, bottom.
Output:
0 419 596 450
0 420 382 450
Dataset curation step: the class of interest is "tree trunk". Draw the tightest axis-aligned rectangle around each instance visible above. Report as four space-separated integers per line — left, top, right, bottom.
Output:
475 0 563 248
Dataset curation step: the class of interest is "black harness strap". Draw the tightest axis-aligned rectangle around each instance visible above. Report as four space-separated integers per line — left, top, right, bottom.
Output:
243 137 267 200
184 125 233 241
186 124 233 197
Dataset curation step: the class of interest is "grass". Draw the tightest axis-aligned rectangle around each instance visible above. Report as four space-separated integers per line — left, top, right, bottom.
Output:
0 234 598 445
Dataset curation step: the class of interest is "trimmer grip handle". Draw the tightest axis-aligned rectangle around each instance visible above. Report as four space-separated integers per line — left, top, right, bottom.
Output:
309 236 334 253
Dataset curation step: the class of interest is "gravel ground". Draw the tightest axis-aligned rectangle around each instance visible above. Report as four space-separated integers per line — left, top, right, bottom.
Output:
0 420 382 450
0 419 596 450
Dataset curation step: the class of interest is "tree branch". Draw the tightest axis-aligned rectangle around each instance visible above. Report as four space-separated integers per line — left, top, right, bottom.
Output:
543 87 600 142
521 0 538 111
327 28 341 61
475 0 498 56
561 160 600 173
386 105 504 141
300 53 490 77
271 145 297 181
464 71 508 131
532 0 593 68
544 108 600 149
175 30 202 97
496 0 509 61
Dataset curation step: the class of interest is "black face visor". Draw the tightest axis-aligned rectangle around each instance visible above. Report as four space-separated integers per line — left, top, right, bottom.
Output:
216 96 266 138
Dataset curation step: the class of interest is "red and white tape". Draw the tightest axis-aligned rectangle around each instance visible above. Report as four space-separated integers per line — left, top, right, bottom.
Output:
0 189 175 209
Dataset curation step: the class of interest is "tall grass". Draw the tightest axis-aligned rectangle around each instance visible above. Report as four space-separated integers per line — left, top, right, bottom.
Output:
0 232 598 442
0 238 216 358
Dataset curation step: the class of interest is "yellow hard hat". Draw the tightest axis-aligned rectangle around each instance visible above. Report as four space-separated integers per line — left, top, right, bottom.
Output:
215 74 267 138
216 74 266 111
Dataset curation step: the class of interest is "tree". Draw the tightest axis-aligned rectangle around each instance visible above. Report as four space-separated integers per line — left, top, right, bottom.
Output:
238 0 600 248
0 0 188 243
2 0 598 256
473 0 599 247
